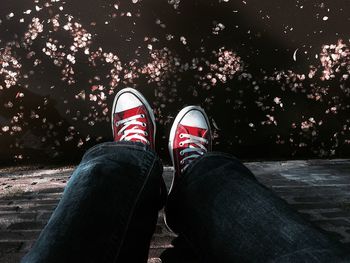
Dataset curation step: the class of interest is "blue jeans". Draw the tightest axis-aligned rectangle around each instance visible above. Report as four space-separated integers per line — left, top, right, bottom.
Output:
22 142 349 262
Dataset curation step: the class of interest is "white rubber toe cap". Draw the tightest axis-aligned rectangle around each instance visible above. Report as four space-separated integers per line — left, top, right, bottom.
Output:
115 92 142 113
180 109 209 129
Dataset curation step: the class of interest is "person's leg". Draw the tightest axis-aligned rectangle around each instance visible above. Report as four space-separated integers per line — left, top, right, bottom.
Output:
22 141 165 263
23 87 165 263
166 153 349 262
166 106 349 262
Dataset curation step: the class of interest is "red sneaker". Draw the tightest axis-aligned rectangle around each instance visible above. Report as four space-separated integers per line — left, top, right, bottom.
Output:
111 88 156 149
168 106 212 193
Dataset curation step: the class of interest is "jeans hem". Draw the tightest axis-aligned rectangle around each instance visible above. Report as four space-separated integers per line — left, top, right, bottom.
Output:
84 141 155 158
170 151 241 197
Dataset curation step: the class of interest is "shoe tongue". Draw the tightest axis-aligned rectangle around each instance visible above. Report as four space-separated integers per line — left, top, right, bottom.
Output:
178 125 208 154
181 124 208 138
114 105 148 136
116 105 143 118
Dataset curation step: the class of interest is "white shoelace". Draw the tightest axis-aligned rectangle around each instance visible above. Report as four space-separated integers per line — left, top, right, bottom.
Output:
179 133 208 173
116 114 149 144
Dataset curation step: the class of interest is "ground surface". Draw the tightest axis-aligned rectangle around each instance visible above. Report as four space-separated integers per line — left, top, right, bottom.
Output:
1 159 350 262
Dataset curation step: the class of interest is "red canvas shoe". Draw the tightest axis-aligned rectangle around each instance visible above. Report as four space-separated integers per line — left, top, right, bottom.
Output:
168 106 212 194
111 88 156 149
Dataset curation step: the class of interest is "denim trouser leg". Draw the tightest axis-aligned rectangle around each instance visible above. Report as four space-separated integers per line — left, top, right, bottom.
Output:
165 152 350 262
22 141 166 263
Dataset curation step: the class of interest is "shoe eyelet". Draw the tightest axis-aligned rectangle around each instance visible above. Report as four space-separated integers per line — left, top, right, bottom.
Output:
180 160 184 164
141 114 145 118
144 131 148 136
179 134 184 138
180 151 184 156
115 122 119 126
142 123 146 127
179 142 183 146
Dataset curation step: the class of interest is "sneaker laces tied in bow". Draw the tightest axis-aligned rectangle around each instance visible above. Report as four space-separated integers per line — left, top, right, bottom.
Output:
116 114 149 144
179 133 208 172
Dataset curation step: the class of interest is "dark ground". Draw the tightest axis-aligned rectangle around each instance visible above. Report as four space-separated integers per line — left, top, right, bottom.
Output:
1 0 350 165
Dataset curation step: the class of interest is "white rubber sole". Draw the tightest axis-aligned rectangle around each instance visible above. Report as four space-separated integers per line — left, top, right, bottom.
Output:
111 87 156 144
